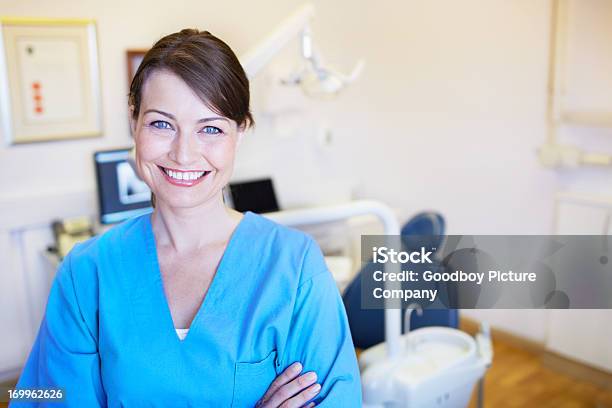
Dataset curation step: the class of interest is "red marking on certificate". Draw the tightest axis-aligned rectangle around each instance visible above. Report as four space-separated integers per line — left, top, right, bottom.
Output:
32 81 44 115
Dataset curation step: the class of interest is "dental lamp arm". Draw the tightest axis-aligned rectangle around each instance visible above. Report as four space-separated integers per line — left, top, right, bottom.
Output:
238 3 364 97
239 4 315 79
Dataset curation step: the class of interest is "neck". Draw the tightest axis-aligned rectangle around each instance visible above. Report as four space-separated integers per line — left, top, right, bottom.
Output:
151 192 242 253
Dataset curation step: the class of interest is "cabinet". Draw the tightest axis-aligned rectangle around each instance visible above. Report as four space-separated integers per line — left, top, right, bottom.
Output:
541 0 612 167
549 193 612 372
0 188 94 381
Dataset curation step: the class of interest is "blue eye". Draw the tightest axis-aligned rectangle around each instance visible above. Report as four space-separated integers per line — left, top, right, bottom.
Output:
150 120 173 130
201 126 222 135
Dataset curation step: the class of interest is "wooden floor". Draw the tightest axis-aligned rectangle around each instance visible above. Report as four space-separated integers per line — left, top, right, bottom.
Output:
2 338 611 407
467 340 612 408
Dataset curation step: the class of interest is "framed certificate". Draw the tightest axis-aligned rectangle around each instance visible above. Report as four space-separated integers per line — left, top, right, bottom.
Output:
0 18 102 144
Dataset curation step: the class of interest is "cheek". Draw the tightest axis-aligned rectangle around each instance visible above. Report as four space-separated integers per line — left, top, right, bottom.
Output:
137 136 165 159
204 140 237 169
134 134 168 180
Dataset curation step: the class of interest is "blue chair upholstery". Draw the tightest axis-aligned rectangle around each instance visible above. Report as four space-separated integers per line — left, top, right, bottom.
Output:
342 211 459 349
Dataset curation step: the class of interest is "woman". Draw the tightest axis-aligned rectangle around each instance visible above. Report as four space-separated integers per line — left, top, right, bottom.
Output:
12 29 361 407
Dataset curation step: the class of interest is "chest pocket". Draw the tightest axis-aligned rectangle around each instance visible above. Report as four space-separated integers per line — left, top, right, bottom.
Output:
231 349 278 408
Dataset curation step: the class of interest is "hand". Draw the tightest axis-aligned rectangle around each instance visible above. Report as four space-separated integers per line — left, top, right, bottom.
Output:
256 362 320 408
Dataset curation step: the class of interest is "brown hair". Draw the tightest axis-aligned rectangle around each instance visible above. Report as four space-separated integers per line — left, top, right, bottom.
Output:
128 28 254 130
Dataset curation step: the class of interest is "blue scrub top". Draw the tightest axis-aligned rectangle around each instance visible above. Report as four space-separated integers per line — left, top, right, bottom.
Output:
11 211 362 407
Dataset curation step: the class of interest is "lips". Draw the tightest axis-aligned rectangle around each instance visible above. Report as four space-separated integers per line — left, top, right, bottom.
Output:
158 165 211 187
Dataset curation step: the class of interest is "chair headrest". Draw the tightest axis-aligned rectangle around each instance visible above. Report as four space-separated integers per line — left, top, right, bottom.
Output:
401 212 445 253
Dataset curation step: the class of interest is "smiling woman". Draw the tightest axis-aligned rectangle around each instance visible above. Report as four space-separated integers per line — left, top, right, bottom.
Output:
12 29 362 407
128 30 252 210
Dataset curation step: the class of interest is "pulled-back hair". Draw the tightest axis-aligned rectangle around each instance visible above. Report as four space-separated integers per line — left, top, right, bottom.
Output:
128 29 254 129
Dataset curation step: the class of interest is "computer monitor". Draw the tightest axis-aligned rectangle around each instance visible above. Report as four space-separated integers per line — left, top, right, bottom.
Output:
227 178 280 214
94 148 152 224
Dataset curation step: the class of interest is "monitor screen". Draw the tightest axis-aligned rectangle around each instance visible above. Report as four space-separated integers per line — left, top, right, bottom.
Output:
94 149 152 224
228 178 279 214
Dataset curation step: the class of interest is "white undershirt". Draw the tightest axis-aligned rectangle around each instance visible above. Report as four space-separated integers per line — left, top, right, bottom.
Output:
175 328 189 341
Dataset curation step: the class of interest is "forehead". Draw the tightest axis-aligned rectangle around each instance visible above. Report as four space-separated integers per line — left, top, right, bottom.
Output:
140 69 220 118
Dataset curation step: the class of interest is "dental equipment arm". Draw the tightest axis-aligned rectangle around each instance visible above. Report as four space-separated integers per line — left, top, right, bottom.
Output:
238 3 364 96
240 4 315 79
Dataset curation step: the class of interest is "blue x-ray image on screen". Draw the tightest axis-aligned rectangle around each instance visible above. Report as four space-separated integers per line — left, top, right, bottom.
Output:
94 149 152 224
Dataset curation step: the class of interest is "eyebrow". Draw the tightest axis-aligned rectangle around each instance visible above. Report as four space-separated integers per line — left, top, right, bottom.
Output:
143 109 230 124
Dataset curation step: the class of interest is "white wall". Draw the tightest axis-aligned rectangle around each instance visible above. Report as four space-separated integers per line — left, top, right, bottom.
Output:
2 0 612 376
0 0 562 228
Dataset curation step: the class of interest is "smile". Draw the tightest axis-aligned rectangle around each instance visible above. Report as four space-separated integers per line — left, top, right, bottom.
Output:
158 166 211 187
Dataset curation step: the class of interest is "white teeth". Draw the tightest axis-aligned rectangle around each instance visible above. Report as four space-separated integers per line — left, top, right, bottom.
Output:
164 168 207 181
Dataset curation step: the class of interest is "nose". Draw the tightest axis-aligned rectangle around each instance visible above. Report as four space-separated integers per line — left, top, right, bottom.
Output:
169 132 199 165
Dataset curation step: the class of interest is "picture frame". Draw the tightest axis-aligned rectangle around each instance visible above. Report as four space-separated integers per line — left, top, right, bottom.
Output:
126 49 147 87
0 18 102 144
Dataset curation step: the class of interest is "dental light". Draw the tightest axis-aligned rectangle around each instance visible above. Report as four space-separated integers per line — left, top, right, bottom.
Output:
239 4 364 98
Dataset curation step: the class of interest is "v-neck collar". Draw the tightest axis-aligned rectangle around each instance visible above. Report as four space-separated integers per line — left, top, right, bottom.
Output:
142 211 252 344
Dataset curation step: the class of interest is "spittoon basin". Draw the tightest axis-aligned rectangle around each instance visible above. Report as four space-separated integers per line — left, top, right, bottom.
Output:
360 327 488 408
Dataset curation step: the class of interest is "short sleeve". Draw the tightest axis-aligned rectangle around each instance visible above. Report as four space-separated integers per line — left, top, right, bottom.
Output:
281 239 362 407
10 252 106 407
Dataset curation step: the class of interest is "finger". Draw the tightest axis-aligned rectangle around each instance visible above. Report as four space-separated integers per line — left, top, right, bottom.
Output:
259 362 303 404
281 383 321 408
266 372 318 407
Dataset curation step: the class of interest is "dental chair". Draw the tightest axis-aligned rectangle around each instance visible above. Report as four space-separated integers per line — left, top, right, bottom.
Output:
344 211 492 408
342 211 457 349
